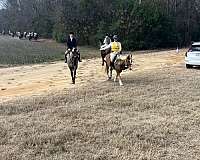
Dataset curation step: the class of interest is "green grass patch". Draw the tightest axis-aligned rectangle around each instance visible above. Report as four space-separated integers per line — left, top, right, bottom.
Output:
0 36 99 66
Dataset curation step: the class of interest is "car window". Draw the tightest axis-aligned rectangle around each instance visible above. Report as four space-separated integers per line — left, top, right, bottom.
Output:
191 45 200 51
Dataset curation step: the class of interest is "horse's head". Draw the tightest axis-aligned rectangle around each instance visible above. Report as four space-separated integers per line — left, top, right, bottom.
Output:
66 48 79 61
124 54 133 70
71 49 79 58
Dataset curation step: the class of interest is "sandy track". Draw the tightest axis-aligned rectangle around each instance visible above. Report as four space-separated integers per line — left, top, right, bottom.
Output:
0 49 186 103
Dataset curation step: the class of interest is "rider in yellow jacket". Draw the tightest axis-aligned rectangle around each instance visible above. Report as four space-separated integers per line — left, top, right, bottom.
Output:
99 35 122 63
110 35 122 63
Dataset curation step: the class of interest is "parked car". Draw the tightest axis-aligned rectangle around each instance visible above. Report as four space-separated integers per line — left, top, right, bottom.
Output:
185 42 200 68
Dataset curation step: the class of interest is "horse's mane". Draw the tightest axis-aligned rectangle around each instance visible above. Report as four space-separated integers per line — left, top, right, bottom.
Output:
118 55 127 60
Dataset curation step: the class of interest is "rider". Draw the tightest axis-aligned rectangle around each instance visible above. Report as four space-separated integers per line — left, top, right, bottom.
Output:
65 32 81 63
101 35 122 64
100 33 111 51
110 35 122 64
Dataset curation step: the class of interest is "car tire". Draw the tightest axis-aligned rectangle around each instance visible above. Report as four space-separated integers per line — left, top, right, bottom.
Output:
186 64 193 69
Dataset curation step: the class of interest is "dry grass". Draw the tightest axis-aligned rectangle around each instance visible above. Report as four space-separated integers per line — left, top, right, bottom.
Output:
1 63 200 160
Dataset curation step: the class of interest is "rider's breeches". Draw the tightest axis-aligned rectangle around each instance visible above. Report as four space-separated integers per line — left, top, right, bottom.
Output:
110 52 120 62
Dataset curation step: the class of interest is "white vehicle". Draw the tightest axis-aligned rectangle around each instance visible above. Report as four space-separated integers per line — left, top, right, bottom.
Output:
185 42 200 68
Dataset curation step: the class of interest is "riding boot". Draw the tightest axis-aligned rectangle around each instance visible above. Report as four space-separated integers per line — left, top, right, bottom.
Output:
78 53 82 62
65 54 67 63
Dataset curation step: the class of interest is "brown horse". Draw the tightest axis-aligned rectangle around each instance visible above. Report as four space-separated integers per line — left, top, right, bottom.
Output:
105 54 133 86
99 39 111 66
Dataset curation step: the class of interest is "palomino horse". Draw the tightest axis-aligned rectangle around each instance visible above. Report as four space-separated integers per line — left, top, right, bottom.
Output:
65 49 79 84
99 39 111 66
105 54 133 86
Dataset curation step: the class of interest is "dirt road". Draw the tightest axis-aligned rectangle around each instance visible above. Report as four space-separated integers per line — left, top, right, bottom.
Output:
0 49 186 103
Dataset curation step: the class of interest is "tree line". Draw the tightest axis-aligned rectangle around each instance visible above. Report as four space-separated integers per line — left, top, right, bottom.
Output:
0 0 200 50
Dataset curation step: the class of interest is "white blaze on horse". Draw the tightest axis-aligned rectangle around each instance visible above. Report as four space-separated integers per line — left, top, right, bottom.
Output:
105 54 133 86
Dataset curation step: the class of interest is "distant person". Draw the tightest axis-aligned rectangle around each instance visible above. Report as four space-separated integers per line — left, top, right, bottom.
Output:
2 30 5 35
33 32 38 40
24 32 28 38
18 32 23 39
100 33 111 51
65 32 81 63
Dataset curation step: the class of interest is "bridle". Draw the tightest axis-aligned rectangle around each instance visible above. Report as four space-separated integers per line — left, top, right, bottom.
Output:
124 55 133 70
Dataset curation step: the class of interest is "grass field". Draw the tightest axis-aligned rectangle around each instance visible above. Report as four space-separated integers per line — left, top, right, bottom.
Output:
1 64 200 159
0 36 99 66
0 36 200 159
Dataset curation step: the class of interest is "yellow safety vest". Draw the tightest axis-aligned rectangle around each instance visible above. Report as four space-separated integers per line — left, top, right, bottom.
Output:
111 42 120 52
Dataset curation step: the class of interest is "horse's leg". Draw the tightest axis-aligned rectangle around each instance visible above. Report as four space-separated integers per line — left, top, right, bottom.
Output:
118 74 123 86
105 63 110 80
108 66 111 80
101 52 104 66
70 69 74 84
109 67 112 80
102 56 104 66
73 68 77 84
72 71 75 84
114 72 118 82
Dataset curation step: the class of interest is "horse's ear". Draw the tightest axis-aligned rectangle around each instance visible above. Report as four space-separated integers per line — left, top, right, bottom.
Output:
130 54 133 62
127 55 130 60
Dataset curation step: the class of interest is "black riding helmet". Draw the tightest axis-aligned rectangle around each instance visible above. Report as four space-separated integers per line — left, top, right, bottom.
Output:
113 35 118 40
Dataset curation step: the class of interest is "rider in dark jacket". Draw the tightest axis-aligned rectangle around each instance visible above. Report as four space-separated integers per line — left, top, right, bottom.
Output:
65 32 81 63
67 34 77 49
